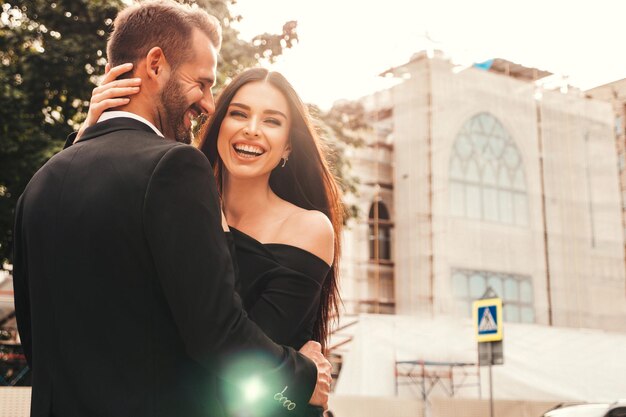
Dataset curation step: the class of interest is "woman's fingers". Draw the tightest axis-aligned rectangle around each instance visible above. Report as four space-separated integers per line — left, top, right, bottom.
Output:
101 62 133 84
92 86 140 104
78 63 139 136
91 98 131 113
76 63 136 139
92 78 141 97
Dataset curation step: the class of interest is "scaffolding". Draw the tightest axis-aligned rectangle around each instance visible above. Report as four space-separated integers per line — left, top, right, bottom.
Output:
395 359 481 409
358 90 396 315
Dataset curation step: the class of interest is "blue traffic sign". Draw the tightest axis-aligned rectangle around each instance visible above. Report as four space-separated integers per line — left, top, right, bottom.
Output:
473 298 503 342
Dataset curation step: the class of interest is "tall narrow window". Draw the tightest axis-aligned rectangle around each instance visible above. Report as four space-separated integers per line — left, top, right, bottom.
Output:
368 201 391 261
449 113 528 226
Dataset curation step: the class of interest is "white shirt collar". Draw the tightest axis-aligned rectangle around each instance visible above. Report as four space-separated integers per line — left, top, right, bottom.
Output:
97 111 164 137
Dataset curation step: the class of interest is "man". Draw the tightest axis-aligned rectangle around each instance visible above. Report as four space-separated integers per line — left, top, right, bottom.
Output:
12 1 331 416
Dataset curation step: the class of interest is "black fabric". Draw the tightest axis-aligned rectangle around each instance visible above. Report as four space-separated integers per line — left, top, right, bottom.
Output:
13 118 317 417
226 227 330 417
64 131 78 149
229 227 329 350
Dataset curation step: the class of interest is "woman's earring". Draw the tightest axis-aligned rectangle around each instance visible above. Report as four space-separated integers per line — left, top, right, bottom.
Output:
281 156 288 168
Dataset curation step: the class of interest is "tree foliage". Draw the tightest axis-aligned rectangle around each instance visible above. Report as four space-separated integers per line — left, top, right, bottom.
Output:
0 0 123 265
309 103 367 221
0 0 297 265
189 0 298 88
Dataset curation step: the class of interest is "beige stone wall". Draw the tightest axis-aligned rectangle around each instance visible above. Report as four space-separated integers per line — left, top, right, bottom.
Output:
0 386 561 417
431 398 559 417
0 387 31 417
328 394 558 417
585 79 626 328
539 90 626 330
341 55 626 332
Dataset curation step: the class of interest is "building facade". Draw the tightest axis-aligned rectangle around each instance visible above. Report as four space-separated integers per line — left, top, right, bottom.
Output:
340 51 626 332
586 78 626 284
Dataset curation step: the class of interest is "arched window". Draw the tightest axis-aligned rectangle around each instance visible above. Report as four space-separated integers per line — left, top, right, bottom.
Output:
449 113 528 226
368 201 391 261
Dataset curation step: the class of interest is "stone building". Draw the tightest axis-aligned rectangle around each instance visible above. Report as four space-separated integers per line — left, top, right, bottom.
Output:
339 51 626 332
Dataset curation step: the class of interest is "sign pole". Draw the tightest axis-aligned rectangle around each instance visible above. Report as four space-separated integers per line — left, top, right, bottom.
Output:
488 342 494 417
473 291 503 417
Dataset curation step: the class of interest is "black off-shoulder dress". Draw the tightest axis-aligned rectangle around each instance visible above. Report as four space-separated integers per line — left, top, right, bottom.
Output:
225 226 330 417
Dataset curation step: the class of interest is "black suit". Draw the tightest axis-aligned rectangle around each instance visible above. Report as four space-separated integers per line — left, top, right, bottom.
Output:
13 118 316 417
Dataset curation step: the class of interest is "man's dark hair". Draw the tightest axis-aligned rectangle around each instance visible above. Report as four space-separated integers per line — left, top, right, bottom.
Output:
107 0 221 73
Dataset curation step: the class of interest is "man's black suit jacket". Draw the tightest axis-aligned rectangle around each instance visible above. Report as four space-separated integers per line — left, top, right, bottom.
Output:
12 118 316 417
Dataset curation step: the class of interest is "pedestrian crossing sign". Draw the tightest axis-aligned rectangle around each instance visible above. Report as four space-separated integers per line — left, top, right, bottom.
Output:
473 298 503 342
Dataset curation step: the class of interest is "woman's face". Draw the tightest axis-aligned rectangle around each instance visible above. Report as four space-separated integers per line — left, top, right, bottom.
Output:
217 81 291 180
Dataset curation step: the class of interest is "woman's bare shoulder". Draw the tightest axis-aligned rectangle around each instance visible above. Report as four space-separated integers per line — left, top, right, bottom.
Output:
275 207 334 266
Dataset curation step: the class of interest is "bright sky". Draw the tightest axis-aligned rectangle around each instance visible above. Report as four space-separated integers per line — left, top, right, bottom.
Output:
231 0 624 109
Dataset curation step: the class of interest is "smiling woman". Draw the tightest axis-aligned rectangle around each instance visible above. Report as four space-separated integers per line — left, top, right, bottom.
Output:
197 68 343 417
199 68 343 354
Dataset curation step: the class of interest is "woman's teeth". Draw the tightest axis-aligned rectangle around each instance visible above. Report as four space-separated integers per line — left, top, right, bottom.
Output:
233 144 265 158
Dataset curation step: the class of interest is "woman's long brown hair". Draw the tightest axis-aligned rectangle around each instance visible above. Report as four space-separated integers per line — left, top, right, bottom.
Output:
198 68 343 352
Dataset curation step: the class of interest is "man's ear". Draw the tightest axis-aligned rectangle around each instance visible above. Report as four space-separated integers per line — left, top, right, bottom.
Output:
144 46 170 83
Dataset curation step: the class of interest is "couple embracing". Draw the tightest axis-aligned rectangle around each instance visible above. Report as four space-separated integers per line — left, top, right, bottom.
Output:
12 1 343 416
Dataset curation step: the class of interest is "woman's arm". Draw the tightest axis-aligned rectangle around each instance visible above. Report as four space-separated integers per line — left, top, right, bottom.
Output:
247 264 327 347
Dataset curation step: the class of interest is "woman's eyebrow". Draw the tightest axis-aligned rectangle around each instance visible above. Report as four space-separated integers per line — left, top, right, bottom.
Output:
230 103 287 119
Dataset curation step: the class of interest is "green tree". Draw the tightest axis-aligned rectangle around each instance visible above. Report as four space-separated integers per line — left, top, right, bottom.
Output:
0 0 297 266
190 0 297 87
0 0 123 266
310 102 367 221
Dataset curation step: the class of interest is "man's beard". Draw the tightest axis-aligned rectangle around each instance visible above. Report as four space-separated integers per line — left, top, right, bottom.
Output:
160 77 192 144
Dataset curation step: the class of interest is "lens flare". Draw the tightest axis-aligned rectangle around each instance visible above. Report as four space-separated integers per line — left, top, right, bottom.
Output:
242 376 265 403
218 351 286 417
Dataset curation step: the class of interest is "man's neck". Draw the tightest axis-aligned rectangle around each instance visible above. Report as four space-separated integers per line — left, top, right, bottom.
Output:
115 101 161 131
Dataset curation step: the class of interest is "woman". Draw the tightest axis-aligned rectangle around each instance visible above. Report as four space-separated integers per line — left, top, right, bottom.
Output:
79 65 343 416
